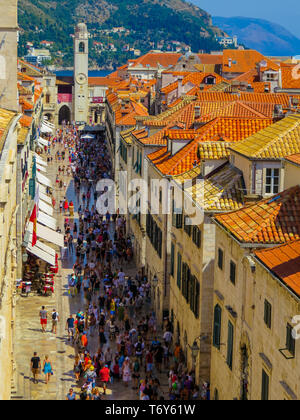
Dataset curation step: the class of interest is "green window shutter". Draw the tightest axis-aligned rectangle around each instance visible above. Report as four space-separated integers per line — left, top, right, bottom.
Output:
227 321 234 370
29 178 36 199
32 160 37 177
139 151 142 175
264 300 272 329
182 263 186 298
190 276 195 312
261 370 269 401
194 281 200 319
213 305 222 350
186 267 191 303
230 261 236 285
286 324 296 356
177 253 182 289
218 248 224 270
171 243 175 276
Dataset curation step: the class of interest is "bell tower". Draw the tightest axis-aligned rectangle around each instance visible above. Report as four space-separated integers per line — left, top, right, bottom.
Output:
0 0 18 111
73 23 89 124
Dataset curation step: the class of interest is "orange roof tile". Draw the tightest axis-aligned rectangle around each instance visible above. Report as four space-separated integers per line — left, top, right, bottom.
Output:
148 117 273 175
215 186 300 244
285 154 300 166
223 49 279 74
19 115 33 128
19 97 34 111
197 54 223 65
182 72 225 86
128 52 181 69
255 240 300 296
281 63 300 90
161 81 178 95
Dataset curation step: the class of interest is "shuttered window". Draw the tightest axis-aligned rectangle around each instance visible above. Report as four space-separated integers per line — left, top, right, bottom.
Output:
171 243 175 276
264 300 272 329
213 305 222 350
227 321 234 370
286 324 296 356
177 253 182 289
261 370 269 401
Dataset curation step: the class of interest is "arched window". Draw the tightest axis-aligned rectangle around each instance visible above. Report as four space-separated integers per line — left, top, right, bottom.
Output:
213 304 222 350
79 42 85 53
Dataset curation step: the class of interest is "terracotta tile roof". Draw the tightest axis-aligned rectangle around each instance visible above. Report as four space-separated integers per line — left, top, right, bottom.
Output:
223 49 279 74
254 240 300 296
120 127 136 145
215 185 300 244
179 163 245 212
128 52 182 69
197 101 273 121
17 72 35 82
239 92 291 105
285 153 300 166
208 81 232 92
230 114 300 159
161 81 178 95
281 63 300 89
19 115 33 128
197 54 223 65
34 87 43 104
0 108 17 152
148 117 273 175
88 76 123 87
165 129 196 140
182 72 225 86
17 126 29 145
19 97 34 111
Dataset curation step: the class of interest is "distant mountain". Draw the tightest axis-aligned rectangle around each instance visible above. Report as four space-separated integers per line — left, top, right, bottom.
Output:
213 16 300 56
18 0 224 68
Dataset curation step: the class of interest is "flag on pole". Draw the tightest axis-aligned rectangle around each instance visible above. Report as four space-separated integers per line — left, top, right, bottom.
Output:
29 204 37 247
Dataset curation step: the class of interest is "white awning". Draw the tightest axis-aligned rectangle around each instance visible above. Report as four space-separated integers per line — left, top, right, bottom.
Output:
38 211 57 230
43 118 55 128
28 235 56 257
35 154 47 167
27 222 64 247
38 199 54 217
37 183 47 195
38 137 49 147
36 172 52 188
26 243 56 266
40 192 52 204
41 124 53 134
37 163 47 173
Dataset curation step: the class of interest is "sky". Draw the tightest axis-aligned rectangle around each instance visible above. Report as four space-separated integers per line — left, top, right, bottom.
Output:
191 0 300 38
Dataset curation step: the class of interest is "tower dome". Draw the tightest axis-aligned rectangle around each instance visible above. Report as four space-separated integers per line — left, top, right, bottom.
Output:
75 23 88 35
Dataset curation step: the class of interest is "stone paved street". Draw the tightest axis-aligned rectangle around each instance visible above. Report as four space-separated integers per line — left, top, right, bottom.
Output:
13 141 170 401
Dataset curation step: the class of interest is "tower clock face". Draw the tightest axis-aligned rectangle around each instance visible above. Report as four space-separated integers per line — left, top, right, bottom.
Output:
76 73 87 85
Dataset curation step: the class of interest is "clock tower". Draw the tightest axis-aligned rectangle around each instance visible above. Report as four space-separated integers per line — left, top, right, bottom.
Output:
73 23 89 124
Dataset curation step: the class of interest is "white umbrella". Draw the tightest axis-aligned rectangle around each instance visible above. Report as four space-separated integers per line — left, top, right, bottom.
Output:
81 134 95 139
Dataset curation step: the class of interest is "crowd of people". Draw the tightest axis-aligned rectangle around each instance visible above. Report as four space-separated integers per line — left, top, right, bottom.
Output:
32 123 205 401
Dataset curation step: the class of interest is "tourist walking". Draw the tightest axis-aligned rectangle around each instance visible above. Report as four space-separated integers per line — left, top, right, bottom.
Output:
43 356 53 385
30 352 41 384
39 306 47 333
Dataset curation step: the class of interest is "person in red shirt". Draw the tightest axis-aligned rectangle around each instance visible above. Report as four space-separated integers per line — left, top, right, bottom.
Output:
99 365 110 395
64 199 69 213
